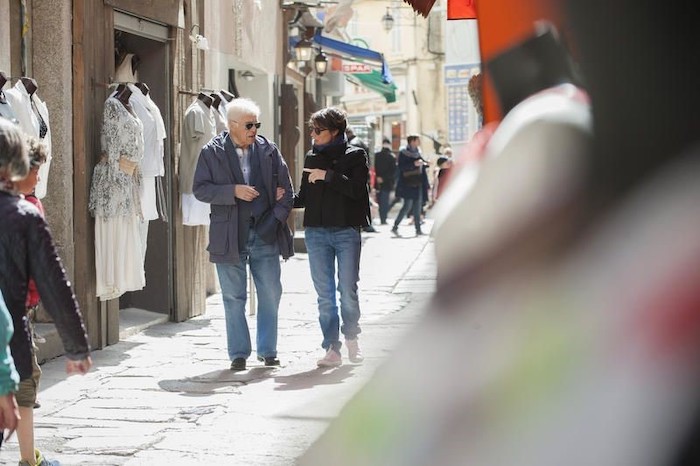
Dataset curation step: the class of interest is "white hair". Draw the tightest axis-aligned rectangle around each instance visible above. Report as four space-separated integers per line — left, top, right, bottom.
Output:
0 118 29 181
226 97 261 121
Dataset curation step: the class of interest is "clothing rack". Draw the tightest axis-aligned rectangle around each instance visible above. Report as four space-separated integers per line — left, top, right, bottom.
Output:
178 87 219 96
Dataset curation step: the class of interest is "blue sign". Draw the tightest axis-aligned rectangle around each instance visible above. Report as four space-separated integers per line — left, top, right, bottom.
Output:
444 63 480 144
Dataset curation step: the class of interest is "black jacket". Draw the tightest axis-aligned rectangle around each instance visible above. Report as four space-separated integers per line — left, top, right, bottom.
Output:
374 147 397 191
0 192 89 380
294 142 370 228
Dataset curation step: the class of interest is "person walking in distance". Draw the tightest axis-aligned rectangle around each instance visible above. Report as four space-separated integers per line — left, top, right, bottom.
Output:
373 137 397 225
193 98 294 371
295 107 370 367
346 128 377 233
392 134 428 237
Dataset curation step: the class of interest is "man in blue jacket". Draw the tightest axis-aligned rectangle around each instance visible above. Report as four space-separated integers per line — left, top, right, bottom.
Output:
193 98 294 371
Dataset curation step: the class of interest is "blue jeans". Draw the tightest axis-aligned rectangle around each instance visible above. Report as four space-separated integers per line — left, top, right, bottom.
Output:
393 191 423 232
216 228 282 360
305 227 362 352
377 189 391 224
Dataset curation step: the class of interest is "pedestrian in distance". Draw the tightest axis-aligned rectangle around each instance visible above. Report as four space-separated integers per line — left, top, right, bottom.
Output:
346 127 377 233
392 134 429 237
433 148 454 204
193 97 294 372
0 118 92 466
0 290 20 450
294 107 370 367
374 137 397 225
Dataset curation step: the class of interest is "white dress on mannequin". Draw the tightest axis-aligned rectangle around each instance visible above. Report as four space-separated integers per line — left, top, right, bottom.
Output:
89 96 145 301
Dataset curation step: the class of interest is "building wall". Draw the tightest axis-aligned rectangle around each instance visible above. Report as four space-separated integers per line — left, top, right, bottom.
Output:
340 0 446 153
0 0 10 72
204 0 284 143
31 0 75 285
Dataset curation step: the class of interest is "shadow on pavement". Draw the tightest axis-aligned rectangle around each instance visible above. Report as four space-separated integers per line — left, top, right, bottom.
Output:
158 366 277 396
273 365 356 391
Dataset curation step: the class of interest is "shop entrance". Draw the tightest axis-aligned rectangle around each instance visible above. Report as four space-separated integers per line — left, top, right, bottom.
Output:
113 12 174 317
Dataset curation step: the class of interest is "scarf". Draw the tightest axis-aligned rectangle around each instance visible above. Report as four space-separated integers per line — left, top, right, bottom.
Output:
313 133 347 152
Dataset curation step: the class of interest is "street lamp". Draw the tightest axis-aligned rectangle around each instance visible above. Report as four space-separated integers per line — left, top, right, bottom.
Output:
314 49 328 76
239 70 255 81
294 38 314 62
381 7 395 32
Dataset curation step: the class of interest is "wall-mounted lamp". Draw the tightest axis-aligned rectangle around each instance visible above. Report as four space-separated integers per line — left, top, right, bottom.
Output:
381 8 395 32
314 49 328 76
239 70 255 81
294 38 314 62
189 24 209 51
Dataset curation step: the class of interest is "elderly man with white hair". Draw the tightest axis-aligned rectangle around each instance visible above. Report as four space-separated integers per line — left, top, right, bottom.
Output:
193 98 294 371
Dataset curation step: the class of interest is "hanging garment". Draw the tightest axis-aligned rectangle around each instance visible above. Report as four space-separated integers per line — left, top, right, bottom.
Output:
180 98 215 225
212 101 228 134
89 96 145 301
121 84 164 222
0 91 19 124
4 80 52 198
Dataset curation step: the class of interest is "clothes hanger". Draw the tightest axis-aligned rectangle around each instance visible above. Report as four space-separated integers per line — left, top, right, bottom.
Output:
20 77 38 96
136 82 150 96
115 86 133 112
209 93 222 109
220 89 235 102
197 92 213 108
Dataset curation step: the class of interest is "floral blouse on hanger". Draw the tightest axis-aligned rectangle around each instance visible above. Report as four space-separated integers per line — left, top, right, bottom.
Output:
89 96 144 218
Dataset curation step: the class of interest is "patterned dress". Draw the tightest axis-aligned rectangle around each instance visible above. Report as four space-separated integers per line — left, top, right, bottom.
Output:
89 97 145 301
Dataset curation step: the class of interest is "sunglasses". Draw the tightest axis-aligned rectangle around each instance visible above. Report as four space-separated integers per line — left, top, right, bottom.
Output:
311 127 328 136
234 121 262 130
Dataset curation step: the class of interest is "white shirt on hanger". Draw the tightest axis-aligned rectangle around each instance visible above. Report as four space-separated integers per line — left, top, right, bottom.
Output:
5 80 52 198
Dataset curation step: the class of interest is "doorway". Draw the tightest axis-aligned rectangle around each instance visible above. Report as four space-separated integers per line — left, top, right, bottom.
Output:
113 12 174 317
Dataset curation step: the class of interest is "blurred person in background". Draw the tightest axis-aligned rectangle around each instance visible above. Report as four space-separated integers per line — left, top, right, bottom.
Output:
0 290 19 450
391 135 428 237
373 137 397 225
0 118 92 466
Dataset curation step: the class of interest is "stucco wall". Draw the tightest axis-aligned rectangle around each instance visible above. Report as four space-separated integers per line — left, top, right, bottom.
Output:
0 0 10 73
31 0 75 280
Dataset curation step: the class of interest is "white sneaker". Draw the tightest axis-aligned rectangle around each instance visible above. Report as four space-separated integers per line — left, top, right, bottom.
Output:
317 348 342 367
345 338 364 363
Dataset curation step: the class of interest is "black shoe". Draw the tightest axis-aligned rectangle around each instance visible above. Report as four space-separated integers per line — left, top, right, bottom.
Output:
257 356 281 366
416 230 424 236
230 358 246 371
363 225 378 233
391 226 400 236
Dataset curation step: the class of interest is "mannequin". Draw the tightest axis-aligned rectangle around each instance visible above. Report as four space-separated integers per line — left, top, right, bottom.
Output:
220 89 235 102
136 82 150 96
19 77 38 97
114 52 139 83
197 92 213 108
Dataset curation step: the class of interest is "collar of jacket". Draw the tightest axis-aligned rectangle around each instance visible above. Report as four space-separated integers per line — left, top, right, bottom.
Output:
218 132 276 158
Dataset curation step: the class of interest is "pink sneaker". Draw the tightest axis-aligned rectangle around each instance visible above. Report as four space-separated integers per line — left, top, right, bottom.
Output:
317 348 342 367
345 338 364 363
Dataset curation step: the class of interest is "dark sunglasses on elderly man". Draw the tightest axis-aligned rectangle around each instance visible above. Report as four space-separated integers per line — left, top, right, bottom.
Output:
235 121 262 130
311 127 329 136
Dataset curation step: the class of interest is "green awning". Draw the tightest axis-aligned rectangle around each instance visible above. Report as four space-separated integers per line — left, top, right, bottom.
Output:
348 71 398 103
